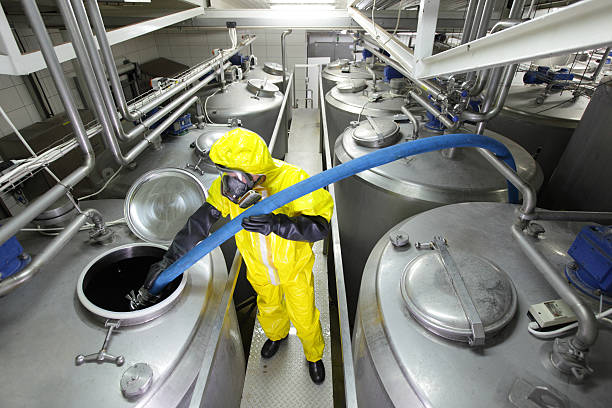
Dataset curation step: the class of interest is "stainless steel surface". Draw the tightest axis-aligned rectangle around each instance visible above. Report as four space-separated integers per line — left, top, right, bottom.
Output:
124 168 206 245
281 29 292 95
512 224 598 352
245 62 287 86
75 320 125 366
353 202 611 408
0 199 244 408
403 236 517 346
352 116 401 147
100 127 220 198
0 0 95 246
334 117 543 324
324 79 408 152
488 71 590 181
120 363 154 398
321 58 384 95
268 72 293 159
241 108 333 406
320 72 358 407
204 79 283 144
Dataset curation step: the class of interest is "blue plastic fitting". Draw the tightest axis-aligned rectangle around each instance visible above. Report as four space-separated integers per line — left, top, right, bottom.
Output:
149 133 520 294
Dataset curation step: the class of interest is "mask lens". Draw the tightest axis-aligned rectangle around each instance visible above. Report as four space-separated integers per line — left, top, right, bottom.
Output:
221 174 251 203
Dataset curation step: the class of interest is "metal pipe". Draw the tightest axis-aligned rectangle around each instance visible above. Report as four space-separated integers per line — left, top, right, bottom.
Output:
361 40 446 102
0 209 103 296
319 70 358 407
512 224 598 350
0 0 96 246
59 0 136 167
281 29 292 93
533 210 612 224
144 96 199 142
468 0 487 42
527 0 537 17
269 72 293 154
85 0 140 121
477 148 536 220
463 64 517 124
400 105 420 139
475 0 496 40
469 68 490 96
409 90 458 130
461 0 479 44
509 0 527 19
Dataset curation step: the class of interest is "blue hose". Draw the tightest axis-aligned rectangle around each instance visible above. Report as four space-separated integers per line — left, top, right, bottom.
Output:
150 133 518 294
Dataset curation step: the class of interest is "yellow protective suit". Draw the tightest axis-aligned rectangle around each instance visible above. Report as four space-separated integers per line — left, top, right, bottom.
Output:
206 128 334 362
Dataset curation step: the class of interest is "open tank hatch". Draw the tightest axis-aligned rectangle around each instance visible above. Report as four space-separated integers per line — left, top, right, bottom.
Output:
77 243 187 326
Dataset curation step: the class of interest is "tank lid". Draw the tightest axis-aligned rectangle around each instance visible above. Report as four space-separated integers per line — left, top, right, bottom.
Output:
328 58 350 69
263 62 284 76
124 168 207 245
352 117 401 148
246 78 279 97
195 125 237 157
400 244 517 343
337 79 367 93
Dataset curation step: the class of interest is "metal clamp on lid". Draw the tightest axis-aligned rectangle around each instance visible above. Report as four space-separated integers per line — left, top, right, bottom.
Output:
431 236 486 346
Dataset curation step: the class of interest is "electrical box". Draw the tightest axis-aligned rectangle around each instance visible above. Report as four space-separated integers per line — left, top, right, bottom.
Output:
568 225 612 294
529 299 577 328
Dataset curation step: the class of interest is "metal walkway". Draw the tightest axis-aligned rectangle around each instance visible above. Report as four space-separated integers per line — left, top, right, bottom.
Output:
240 109 334 407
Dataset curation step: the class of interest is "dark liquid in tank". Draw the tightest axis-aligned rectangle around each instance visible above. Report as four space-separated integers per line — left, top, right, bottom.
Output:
83 255 181 312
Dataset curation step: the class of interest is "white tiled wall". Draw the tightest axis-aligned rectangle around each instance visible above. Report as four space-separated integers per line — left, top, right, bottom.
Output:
0 27 306 138
153 28 309 105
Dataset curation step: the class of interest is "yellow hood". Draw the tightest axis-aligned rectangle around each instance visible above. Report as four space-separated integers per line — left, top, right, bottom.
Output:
209 128 277 175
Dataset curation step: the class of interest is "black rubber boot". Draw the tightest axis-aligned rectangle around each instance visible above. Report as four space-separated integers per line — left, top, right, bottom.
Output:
308 359 325 384
260 335 288 359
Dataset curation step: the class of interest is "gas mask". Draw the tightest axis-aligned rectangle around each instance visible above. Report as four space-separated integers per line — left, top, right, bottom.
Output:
217 165 265 208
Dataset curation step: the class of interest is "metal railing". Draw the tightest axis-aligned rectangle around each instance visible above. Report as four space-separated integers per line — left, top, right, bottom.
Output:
319 69 358 408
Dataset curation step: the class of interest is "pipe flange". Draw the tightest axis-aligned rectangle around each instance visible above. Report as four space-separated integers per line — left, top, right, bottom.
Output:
550 337 593 382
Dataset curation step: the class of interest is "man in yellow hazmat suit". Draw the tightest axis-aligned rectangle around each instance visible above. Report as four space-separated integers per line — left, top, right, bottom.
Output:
144 128 333 384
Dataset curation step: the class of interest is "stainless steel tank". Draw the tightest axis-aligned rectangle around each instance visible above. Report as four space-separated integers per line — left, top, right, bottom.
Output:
244 62 287 88
487 72 590 182
322 58 384 95
325 78 408 154
353 202 611 407
203 78 284 144
0 198 245 408
100 124 235 199
334 117 543 324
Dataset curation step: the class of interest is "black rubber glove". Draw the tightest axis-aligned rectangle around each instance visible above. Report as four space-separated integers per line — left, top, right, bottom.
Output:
144 202 221 290
241 213 330 242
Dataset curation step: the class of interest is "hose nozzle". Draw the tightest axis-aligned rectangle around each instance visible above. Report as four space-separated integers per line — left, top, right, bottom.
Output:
126 286 161 310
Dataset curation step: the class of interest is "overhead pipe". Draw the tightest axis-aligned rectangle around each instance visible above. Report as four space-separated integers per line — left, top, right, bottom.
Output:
280 29 293 103
400 105 420 139
409 90 459 131
149 133 520 295
361 38 446 102
85 0 255 122
0 209 104 296
74 0 230 146
0 0 96 245
461 0 479 45
467 0 487 42
58 0 142 167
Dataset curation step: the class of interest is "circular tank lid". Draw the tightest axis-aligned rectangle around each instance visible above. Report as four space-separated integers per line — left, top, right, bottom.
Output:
327 58 350 69
400 249 517 343
337 79 368 93
124 168 207 245
336 120 542 202
246 78 279 97
195 125 236 157
263 62 284 76
352 117 401 148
